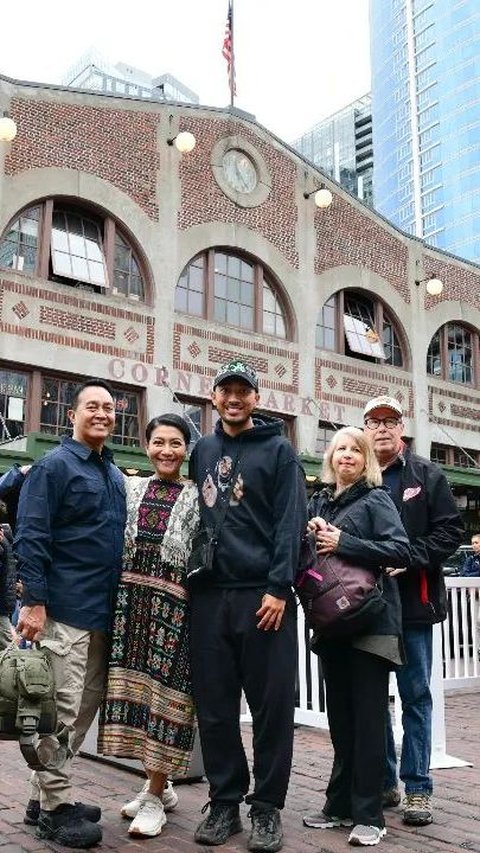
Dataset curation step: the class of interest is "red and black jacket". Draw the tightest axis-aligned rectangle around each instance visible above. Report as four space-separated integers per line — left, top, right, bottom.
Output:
385 448 464 625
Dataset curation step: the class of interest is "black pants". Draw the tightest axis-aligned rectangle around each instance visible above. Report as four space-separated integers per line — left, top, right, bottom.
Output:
190 587 297 809
320 642 390 828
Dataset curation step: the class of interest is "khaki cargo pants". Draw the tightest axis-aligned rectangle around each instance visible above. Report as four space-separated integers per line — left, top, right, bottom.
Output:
30 618 109 811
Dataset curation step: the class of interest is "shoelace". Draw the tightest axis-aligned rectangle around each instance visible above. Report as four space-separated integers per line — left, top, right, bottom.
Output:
137 797 164 816
200 801 227 825
404 793 430 808
248 810 278 837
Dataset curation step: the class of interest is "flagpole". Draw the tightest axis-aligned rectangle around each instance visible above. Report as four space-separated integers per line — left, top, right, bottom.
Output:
230 0 235 107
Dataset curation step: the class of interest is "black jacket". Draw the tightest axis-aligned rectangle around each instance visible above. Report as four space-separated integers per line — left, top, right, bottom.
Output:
308 480 411 639
0 526 16 618
189 414 307 598
384 448 464 625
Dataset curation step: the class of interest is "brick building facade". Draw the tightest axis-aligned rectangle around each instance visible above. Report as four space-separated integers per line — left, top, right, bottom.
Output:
1 73 479 530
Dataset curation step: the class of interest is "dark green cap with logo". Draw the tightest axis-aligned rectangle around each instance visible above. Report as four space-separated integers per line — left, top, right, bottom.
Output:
213 360 259 391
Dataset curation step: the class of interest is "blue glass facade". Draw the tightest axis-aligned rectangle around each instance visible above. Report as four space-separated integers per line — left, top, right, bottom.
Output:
371 0 480 263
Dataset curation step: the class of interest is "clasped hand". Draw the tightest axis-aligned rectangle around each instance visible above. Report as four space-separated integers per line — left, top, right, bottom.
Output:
307 516 341 554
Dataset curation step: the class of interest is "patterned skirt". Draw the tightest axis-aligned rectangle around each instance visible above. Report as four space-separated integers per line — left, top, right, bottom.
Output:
98 539 196 776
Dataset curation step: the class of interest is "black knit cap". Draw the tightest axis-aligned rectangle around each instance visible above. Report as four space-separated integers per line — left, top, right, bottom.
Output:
145 413 191 445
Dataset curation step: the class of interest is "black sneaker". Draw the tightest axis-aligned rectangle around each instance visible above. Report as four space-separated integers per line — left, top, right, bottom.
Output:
36 803 102 848
248 807 283 853
25 798 102 826
194 801 243 845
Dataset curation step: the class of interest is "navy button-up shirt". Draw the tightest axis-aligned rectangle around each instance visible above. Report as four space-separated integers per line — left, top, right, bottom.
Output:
15 437 127 632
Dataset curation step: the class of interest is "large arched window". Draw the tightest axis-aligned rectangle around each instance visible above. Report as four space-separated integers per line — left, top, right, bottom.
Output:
427 323 475 385
175 249 290 339
316 289 405 367
0 200 147 301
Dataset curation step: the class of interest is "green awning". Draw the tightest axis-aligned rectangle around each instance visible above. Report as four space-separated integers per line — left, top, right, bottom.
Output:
441 465 480 488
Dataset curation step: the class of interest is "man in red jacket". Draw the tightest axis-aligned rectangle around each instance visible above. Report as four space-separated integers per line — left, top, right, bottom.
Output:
363 396 463 827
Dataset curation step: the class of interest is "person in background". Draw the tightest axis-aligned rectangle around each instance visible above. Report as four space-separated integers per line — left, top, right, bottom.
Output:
0 513 16 649
14 379 126 849
98 414 198 839
459 533 480 577
362 396 463 827
303 427 410 848
188 360 307 853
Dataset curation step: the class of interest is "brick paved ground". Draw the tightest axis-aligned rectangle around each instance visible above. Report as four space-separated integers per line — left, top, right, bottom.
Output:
0 690 479 853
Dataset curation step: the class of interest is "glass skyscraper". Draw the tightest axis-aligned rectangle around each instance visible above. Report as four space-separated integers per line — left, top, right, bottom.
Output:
293 95 373 207
371 0 480 262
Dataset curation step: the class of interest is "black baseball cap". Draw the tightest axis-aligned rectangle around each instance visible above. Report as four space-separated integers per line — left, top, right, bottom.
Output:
213 360 259 391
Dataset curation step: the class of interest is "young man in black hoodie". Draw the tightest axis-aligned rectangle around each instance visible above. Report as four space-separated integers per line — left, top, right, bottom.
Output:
189 360 307 853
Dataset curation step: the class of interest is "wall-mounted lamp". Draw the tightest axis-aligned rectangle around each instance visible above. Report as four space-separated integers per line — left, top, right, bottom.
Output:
303 183 333 209
167 130 196 153
0 111 17 143
415 260 443 295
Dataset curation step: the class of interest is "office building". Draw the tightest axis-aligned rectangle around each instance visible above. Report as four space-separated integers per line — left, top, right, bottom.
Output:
293 95 373 206
62 49 199 104
371 0 480 262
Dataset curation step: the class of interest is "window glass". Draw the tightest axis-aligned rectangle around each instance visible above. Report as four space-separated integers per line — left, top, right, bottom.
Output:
453 448 478 469
447 324 472 384
316 421 340 458
430 443 448 465
344 294 386 359
0 206 40 273
426 330 441 375
111 390 141 447
316 295 337 350
51 211 108 289
175 250 287 339
113 232 145 300
262 282 287 338
175 255 205 315
0 370 28 441
39 376 141 446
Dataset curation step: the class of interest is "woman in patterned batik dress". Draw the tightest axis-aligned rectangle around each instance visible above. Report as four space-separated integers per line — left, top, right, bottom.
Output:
97 414 199 839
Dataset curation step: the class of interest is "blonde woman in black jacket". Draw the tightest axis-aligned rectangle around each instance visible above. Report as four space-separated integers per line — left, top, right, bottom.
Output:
302 427 411 848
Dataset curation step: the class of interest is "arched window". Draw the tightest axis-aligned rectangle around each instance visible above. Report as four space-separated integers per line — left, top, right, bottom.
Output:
175 249 290 339
0 200 147 301
427 323 475 384
316 289 405 367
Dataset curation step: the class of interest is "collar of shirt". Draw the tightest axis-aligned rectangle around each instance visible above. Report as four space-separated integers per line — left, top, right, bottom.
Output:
61 436 115 463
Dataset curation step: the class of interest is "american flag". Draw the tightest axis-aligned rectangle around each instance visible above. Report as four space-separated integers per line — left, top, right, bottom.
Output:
222 1 236 98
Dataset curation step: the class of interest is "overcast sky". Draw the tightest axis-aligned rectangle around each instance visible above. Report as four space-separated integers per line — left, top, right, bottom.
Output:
0 0 371 143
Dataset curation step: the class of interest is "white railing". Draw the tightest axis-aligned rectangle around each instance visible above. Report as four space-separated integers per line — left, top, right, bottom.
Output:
290 579 480 768
242 580 479 766
442 577 480 688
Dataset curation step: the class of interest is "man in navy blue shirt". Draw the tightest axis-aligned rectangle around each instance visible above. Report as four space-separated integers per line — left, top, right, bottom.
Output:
15 379 126 848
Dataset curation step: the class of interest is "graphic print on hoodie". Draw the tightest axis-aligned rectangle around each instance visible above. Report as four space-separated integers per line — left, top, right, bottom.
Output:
189 414 307 597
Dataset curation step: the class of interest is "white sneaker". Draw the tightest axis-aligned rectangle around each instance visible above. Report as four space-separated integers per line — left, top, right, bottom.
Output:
121 780 178 819
162 780 179 812
128 794 166 837
348 825 387 846
121 781 149 819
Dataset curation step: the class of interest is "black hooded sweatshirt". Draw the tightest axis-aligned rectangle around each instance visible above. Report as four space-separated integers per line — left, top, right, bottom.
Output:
188 414 307 598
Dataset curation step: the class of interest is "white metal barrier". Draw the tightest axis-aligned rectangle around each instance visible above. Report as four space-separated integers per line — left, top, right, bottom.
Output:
442 577 480 689
293 581 480 769
242 580 478 766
